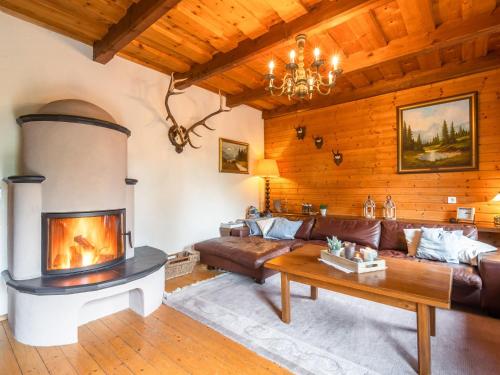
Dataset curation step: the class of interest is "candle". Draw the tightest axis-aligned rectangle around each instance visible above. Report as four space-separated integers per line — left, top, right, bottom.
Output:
289 50 296 64
314 47 320 61
332 55 339 71
328 71 333 85
268 60 275 75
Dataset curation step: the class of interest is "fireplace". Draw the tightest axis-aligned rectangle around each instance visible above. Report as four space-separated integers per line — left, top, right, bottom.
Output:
4 99 166 346
42 209 126 275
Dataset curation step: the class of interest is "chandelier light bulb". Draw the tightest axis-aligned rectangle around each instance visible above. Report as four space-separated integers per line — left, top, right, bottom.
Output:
332 55 339 71
314 47 320 61
268 60 275 75
289 50 296 63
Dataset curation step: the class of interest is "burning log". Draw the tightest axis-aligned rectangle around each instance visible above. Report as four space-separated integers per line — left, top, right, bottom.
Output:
74 235 95 250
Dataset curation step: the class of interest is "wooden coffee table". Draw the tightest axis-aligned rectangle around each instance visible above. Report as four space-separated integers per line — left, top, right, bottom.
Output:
265 244 452 375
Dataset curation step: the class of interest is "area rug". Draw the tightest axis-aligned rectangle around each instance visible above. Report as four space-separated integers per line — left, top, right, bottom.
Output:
164 273 500 375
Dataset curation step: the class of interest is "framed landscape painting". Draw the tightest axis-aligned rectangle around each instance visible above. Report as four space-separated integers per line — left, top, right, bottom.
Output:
397 92 478 174
219 138 249 174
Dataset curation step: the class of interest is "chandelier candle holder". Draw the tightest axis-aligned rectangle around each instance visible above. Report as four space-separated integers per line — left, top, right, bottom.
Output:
265 34 342 100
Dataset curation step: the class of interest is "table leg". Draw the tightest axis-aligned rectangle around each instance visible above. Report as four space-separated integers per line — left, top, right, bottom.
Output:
311 286 318 300
281 272 290 324
430 306 436 337
417 304 431 375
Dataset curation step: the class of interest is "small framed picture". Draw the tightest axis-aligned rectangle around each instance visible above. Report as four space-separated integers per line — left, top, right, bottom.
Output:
456 207 475 223
219 138 249 174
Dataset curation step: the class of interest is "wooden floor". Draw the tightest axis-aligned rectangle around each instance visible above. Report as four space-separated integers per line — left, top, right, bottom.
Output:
0 265 289 375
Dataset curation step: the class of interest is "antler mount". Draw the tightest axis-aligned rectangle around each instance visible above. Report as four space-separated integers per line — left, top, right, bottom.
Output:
165 73 231 154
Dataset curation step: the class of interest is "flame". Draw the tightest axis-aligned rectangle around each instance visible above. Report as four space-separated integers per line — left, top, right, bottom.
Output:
47 214 123 272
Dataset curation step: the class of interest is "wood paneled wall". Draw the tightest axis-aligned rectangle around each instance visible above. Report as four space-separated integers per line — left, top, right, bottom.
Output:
264 69 500 226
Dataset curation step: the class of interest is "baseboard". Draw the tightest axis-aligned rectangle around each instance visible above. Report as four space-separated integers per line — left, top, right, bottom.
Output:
0 314 7 322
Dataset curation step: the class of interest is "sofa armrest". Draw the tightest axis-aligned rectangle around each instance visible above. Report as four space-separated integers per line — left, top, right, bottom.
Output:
478 250 500 317
230 226 250 238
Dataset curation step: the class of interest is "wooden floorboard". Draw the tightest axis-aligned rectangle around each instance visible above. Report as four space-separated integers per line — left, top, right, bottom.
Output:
0 321 22 375
2 320 50 374
36 346 78 375
0 265 289 374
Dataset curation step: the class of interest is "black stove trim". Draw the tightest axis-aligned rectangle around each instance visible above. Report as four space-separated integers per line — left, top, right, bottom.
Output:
17 114 131 137
5 175 46 184
3 246 167 295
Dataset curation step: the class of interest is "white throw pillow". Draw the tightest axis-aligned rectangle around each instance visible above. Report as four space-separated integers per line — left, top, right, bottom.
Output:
403 228 422 256
256 218 276 237
416 228 463 263
457 236 497 266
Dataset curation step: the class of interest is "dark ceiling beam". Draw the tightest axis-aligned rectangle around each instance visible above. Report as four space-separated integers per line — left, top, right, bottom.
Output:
93 0 182 64
262 52 500 119
227 10 500 107
175 0 387 89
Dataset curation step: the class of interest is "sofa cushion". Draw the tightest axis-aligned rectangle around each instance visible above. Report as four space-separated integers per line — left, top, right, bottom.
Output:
379 220 478 252
194 236 296 269
415 228 463 264
379 249 482 289
265 218 303 240
310 217 382 249
295 217 315 240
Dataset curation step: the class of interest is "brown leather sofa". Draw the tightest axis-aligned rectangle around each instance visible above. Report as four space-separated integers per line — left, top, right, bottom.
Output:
194 216 500 317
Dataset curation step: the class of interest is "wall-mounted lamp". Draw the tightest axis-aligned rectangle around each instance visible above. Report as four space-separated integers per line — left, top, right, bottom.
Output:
313 136 323 149
295 126 306 140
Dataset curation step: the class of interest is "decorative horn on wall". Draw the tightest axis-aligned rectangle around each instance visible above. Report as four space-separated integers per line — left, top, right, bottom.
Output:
165 73 231 153
295 125 306 140
313 135 324 149
332 149 343 165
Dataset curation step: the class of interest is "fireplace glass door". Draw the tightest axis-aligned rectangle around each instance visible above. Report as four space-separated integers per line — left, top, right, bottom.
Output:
43 209 125 275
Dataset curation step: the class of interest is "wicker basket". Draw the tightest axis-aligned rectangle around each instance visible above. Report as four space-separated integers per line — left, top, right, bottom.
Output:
165 249 200 280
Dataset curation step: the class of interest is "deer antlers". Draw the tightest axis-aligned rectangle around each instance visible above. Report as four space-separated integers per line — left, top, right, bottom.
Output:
165 73 231 153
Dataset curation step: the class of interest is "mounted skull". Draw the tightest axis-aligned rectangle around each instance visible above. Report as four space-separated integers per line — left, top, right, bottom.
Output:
165 73 231 153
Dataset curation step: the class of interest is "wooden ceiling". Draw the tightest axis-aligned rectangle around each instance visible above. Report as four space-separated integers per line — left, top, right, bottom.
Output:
2 0 500 118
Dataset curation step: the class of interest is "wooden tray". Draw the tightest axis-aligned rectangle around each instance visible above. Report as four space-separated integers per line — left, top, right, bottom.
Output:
320 250 386 273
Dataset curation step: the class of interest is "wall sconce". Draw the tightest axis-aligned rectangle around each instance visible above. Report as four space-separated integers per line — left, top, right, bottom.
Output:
295 126 306 140
313 136 323 149
332 149 343 165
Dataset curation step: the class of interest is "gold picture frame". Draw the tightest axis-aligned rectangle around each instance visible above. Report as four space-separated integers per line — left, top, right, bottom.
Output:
397 92 478 174
219 138 249 174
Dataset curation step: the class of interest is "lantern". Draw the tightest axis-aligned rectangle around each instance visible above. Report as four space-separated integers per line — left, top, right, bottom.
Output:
363 195 376 219
383 195 397 220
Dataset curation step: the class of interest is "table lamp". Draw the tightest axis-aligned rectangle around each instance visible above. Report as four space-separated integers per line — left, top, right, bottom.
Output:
493 192 500 226
254 159 280 214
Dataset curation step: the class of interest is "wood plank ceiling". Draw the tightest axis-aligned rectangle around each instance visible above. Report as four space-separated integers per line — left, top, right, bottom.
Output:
1 0 500 118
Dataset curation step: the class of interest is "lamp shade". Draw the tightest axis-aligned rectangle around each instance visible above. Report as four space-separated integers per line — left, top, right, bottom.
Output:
254 159 280 178
493 192 500 202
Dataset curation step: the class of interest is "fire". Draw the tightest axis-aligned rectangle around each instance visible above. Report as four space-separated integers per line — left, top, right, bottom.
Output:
47 214 123 272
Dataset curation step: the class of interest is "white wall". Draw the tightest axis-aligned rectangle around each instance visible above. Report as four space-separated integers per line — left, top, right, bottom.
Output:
0 12 264 315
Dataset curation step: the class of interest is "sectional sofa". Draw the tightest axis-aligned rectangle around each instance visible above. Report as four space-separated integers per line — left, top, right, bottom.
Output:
194 216 500 317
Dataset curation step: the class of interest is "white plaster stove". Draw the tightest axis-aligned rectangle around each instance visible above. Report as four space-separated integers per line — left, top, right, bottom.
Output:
2 100 166 346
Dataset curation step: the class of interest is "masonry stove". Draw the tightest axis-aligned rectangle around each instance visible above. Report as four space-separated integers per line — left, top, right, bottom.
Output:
2 100 166 346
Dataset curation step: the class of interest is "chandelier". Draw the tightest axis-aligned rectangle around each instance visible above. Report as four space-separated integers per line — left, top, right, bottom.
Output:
265 34 342 100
